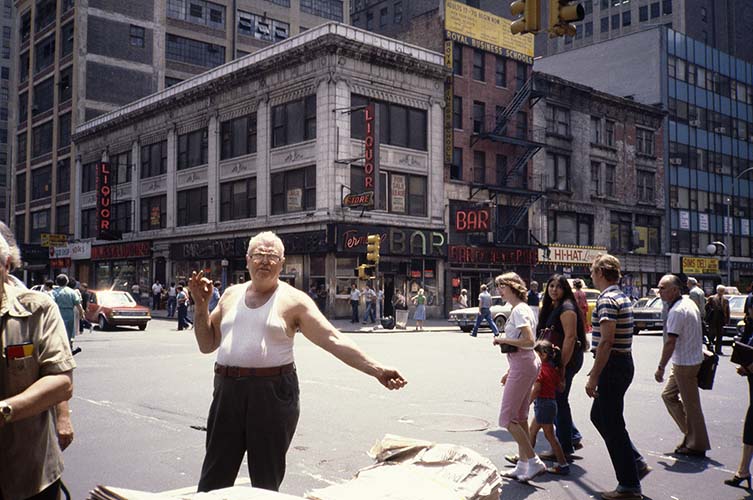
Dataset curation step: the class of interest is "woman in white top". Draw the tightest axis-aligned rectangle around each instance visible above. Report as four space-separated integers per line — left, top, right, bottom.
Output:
458 289 469 308
493 272 545 482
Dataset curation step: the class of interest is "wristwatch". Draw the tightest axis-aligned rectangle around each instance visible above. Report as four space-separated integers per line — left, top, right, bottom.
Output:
0 401 13 424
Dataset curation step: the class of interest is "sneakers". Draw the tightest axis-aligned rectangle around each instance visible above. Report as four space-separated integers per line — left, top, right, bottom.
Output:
547 464 571 475
520 459 547 481
600 489 643 500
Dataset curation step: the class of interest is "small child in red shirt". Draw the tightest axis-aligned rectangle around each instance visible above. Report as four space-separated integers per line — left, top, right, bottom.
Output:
529 340 569 475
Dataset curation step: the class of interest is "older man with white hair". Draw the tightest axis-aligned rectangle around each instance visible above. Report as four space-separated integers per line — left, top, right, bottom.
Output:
189 231 407 493
686 277 706 320
0 233 76 500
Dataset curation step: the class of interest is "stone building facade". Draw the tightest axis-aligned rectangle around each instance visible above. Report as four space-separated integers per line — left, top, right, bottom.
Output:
530 72 667 297
72 23 448 318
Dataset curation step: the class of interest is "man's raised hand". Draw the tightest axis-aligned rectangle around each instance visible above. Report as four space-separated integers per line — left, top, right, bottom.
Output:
188 270 213 306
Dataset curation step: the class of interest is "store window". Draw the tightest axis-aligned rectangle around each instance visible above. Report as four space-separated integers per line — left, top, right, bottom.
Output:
407 258 437 308
335 256 358 295
271 166 316 214
271 95 316 148
140 194 167 230
220 113 257 159
177 186 208 226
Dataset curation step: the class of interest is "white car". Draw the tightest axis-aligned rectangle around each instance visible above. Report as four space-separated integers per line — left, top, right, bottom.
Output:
448 296 512 333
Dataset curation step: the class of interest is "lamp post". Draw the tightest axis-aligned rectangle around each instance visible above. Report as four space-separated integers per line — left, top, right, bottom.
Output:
726 167 753 286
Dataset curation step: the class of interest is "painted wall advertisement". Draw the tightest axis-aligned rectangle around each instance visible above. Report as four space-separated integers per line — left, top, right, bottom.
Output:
391 174 406 213
445 0 534 64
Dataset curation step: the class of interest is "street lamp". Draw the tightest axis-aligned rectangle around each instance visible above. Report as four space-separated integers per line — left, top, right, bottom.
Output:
726 167 753 286
707 241 728 285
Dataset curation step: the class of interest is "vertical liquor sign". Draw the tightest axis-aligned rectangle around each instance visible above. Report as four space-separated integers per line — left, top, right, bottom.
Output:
97 161 112 239
444 40 454 165
364 103 380 209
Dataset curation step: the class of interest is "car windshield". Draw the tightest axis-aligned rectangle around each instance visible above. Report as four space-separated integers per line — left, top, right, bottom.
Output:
585 291 600 300
634 298 650 308
729 295 746 313
647 297 664 309
492 296 507 306
98 292 136 307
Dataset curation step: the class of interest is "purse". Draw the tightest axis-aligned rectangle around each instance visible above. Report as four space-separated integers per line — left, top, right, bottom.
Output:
499 342 518 354
731 341 753 366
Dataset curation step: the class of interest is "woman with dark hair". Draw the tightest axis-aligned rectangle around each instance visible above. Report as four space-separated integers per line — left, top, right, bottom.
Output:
726 298 753 489
537 274 589 460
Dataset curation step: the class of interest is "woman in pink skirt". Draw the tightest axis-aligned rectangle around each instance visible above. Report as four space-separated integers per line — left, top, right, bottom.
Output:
493 272 544 481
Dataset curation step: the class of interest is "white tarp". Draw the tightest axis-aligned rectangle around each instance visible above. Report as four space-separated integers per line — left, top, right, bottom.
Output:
306 435 501 500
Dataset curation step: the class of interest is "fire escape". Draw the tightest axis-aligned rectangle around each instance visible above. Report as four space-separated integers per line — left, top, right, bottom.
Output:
469 76 545 245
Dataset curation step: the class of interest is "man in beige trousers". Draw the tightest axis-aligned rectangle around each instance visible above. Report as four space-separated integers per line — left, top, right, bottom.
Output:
654 274 711 458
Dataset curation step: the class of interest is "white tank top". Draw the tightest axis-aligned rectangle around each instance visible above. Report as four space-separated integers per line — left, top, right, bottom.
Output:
216 283 295 368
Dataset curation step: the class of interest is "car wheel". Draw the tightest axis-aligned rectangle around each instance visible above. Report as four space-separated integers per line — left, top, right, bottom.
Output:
138 323 147 331
98 315 110 331
460 325 473 333
494 315 507 331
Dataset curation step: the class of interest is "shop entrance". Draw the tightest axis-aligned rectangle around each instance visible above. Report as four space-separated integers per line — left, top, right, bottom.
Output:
383 273 395 318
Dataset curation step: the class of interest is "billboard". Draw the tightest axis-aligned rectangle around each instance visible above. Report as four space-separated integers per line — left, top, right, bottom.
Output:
445 0 534 64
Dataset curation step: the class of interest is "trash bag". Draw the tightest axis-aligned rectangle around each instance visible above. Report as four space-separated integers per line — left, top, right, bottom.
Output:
381 316 396 330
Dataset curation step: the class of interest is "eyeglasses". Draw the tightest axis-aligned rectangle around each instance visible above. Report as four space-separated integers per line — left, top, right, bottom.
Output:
251 252 282 264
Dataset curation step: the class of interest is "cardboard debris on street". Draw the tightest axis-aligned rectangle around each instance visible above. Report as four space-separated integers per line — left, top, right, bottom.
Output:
88 485 305 500
306 434 501 500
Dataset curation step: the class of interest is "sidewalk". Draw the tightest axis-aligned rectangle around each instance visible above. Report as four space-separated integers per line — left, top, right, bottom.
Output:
148 308 455 333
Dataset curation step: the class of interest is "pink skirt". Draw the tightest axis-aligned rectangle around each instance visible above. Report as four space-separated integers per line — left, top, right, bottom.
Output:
498 350 540 428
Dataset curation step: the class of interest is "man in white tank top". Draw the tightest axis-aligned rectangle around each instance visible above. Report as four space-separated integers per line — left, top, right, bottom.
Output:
189 231 407 493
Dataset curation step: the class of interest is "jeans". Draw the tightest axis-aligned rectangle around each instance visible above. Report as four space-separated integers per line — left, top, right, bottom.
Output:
178 304 189 330
471 308 499 336
590 353 643 490
363 302 375 323
167 296 177 318
351 300 360 323
556 349 584 454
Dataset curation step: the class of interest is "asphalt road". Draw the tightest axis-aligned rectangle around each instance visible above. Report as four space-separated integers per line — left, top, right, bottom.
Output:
62 318 752 500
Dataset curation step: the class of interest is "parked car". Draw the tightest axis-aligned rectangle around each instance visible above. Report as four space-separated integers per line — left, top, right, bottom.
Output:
86 290 151 331
725 295 747 338
448 296 511 333
633 296 664 334
565 280 600 323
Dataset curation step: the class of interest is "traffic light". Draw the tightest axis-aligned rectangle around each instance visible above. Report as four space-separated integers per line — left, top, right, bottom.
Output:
510 0 540 34
548 0 584 38
356 264 369 280
366 234 381 264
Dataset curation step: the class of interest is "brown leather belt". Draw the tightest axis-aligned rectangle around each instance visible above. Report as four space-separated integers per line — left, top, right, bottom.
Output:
214 362 295 378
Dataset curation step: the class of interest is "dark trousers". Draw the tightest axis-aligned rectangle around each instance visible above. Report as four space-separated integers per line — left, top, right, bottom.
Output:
177 305 188 330
557 349 584 454
22 479 61 500
745 376 753 445
167 297 177 318
351 300 360 323
590 353 643 490
153 294 161 309
198 372 300 492
709 322 725 353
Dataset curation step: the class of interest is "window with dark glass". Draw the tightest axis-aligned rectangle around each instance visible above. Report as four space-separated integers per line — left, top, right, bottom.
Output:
604 163 615 197
130 25 145 47
639 5 648 21
472 49 485 81
58 113 71 148
473 151 485 184
80 208 96 239
350 95 427 151
221 113 257 159
600 16 608 32
19 52 29 83
271 166 316 214
15 214 25 242
452 96 462 130
516 111 527 139
32 78 53 116
272 95 316 148
636 127 654 155
140 140 167 178
31 121 52 158
35 0 56 32
16 172 26 204
177 186 208 226
110 151 132 185
166 34 224 68
20 11 30 43
167 0 225 29
635 214 660 253
177 128 208 170
140 195 167 230
382 173 426 216
452 42 462 75
546 153 570 191
610 212 632 252
30 209 50 243
366 11 373 29
515 62 526 88
379 7 388 27
31 166 51 200
61 22 74 58
18 92 28 124
57 158 70 194
495 56 507 87
662 0 671 14
17 134 27 164
591 161 600 195
301 0 343 22
62 0 74 13
56 205 69 236
546 105 570 136
393 1 402 23
451 147 462 180
637 170 655 202
605 119 615 146
220 177 257 221
650 2 659 18
550 212 592 245
622 10 630 26
34 36 55 74
237 11 289 42
58 66 72 103
81 162 97 193
110 201 133 234
585 21 592 37
472 101 485 134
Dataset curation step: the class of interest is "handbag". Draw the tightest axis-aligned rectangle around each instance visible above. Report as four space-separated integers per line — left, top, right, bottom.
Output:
697 346 719 390
732 341 753 366
499 342 518 354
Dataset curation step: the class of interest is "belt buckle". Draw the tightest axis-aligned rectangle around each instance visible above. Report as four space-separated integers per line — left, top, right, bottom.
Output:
228 366 241 377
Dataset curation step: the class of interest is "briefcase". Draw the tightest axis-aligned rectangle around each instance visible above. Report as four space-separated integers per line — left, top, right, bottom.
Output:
731 341 753 366
697 348 718 390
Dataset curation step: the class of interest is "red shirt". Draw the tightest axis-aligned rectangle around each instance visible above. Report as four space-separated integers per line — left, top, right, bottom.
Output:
536 362 560 399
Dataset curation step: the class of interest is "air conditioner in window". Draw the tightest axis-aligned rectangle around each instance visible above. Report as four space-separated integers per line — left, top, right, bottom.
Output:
689 119 700 127
669 158 682 165
670 200 679 208
714 126 726 133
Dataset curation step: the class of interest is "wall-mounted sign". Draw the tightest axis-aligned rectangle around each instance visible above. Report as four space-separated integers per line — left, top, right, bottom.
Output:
538 245 607 265
343 191 374 208
91 241 151 261
682 256 719 275
444 40 454 165
41 233 68 248
449 246 538 266
49 245 71 259
391 175 406 213
69 241 91 260
96 162 112 239
455 207 490 232
363 103 380 209
337 224 446 257
679 210 690 229
699 213 709 232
